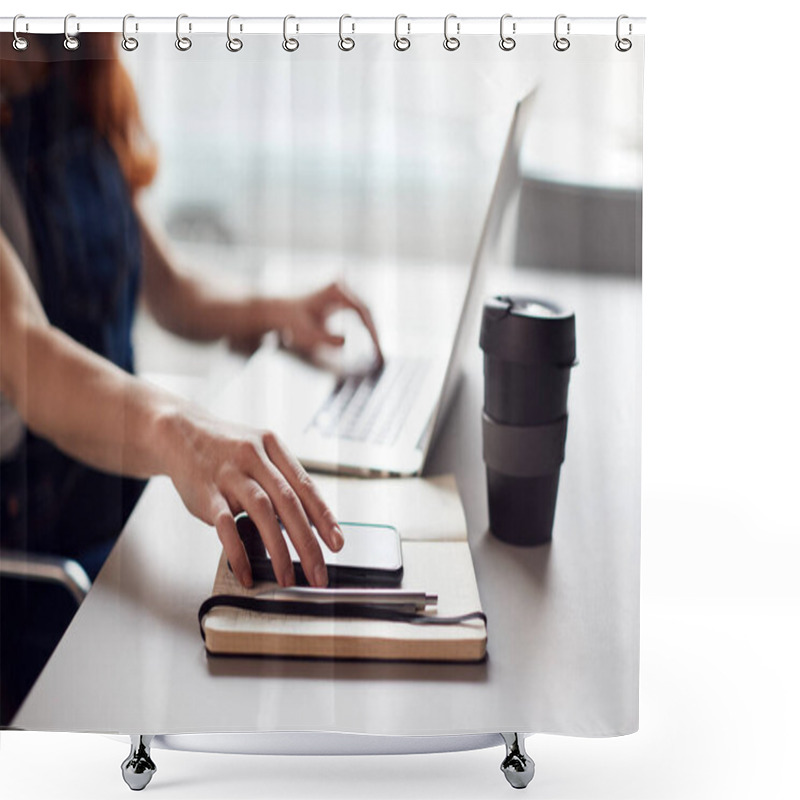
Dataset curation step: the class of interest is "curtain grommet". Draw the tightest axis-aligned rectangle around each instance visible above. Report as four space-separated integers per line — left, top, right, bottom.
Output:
338 14 355 51
443 14 460 51
122 14 139 52
394 14 411 51
63 14 80 51
282 15 299 52
499 14 516 51
175 13 192 51
553 14 570 52
615 15 632 52
226 15 243 52
12 15 29 51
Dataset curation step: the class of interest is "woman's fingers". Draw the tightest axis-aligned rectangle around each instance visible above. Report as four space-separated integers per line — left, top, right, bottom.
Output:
324 282 383 363
234 480 295 588
320 332 346 348
212 499 253 588
263 431 345 554
241 437 329 588
197 428 341 590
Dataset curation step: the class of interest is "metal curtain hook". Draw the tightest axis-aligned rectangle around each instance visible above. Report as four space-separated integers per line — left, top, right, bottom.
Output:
615 14 632 52
227 14 243 51
338 14 355 51
122 14 139 52
499 14 516 51
282 15 299 52
394 14 410 51
443 14 460 51
12 14 29 51
175 13 192 51
553 14 570 52
64 13 80 51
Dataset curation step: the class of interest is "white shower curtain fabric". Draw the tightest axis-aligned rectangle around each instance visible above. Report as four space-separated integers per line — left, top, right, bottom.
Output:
0 30 642 736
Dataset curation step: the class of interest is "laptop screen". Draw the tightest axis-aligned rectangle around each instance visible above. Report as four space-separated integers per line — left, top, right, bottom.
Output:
420 88 538 460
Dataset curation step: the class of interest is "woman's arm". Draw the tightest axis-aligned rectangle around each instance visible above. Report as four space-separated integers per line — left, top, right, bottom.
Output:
137 205 282 342
1 230 171 478
0 229 343 589
137 207 382 358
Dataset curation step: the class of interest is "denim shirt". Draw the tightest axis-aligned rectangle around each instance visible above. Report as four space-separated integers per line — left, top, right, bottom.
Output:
0 71 145 558
1 72 141 372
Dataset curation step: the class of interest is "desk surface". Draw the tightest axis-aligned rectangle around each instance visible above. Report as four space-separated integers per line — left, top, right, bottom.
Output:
14 262 640 737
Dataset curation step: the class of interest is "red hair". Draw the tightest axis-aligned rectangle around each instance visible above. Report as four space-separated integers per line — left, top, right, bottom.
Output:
1 33 158 193
70 34 158 193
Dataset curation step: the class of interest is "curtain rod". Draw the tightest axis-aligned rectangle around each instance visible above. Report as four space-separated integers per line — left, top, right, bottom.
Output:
1 16 646 37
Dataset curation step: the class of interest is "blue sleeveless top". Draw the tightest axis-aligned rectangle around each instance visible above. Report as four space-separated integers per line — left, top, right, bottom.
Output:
1 70 141 371
0 70 146 560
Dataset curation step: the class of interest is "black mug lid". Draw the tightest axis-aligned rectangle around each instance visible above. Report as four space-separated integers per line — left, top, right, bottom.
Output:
480 295 577 365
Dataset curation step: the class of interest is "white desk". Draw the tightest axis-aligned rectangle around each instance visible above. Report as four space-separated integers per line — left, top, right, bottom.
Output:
13 263 640 738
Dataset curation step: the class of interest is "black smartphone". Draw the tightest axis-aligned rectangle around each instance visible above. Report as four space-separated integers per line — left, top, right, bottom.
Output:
233 514 404 587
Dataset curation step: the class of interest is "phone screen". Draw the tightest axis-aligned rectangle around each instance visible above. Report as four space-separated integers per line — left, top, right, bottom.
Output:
281 521 402 571
234 515 403 586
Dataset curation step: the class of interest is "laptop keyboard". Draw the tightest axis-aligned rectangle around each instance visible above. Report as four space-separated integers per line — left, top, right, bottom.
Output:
309 357 430 446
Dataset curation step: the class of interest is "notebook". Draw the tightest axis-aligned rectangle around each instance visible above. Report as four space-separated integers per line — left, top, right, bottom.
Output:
200 475 487 662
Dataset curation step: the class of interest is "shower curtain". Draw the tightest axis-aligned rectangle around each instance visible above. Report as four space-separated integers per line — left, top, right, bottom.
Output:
0 18 643 744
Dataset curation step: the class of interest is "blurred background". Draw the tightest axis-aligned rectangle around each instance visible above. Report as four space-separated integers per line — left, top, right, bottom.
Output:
129 34 642 270
126 34 641 381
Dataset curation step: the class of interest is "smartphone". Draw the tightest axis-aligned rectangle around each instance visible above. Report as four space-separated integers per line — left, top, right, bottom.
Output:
233 514 403 587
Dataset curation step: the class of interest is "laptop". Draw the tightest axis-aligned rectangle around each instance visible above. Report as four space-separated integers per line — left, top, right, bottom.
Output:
230 88 537 477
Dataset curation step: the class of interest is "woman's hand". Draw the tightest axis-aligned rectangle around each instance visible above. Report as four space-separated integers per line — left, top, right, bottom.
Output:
275 282 383 363
162 408 344 589
139 212 382 361
4 225 349 592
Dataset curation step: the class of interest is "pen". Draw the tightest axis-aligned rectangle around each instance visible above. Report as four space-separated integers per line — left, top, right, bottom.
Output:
258 587 438 612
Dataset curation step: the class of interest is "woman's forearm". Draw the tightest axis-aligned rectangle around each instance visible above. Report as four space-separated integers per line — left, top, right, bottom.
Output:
7 320 183 479
2 227 346 589
2 228 346 589
1 225 187 478
146 268 290 342
137 207 291 341
2 302 345 589
136 209 381 358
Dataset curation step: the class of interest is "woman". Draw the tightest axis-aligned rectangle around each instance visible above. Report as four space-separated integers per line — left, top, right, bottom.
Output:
0 34 381 720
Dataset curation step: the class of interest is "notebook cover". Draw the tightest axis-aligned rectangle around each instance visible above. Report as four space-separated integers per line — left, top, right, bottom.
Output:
201 476 487 662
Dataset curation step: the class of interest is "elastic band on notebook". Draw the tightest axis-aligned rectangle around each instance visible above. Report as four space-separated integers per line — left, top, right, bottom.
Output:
198 594 488 642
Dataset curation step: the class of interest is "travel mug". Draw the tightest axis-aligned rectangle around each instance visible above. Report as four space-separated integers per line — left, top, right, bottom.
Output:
480 296 577 545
